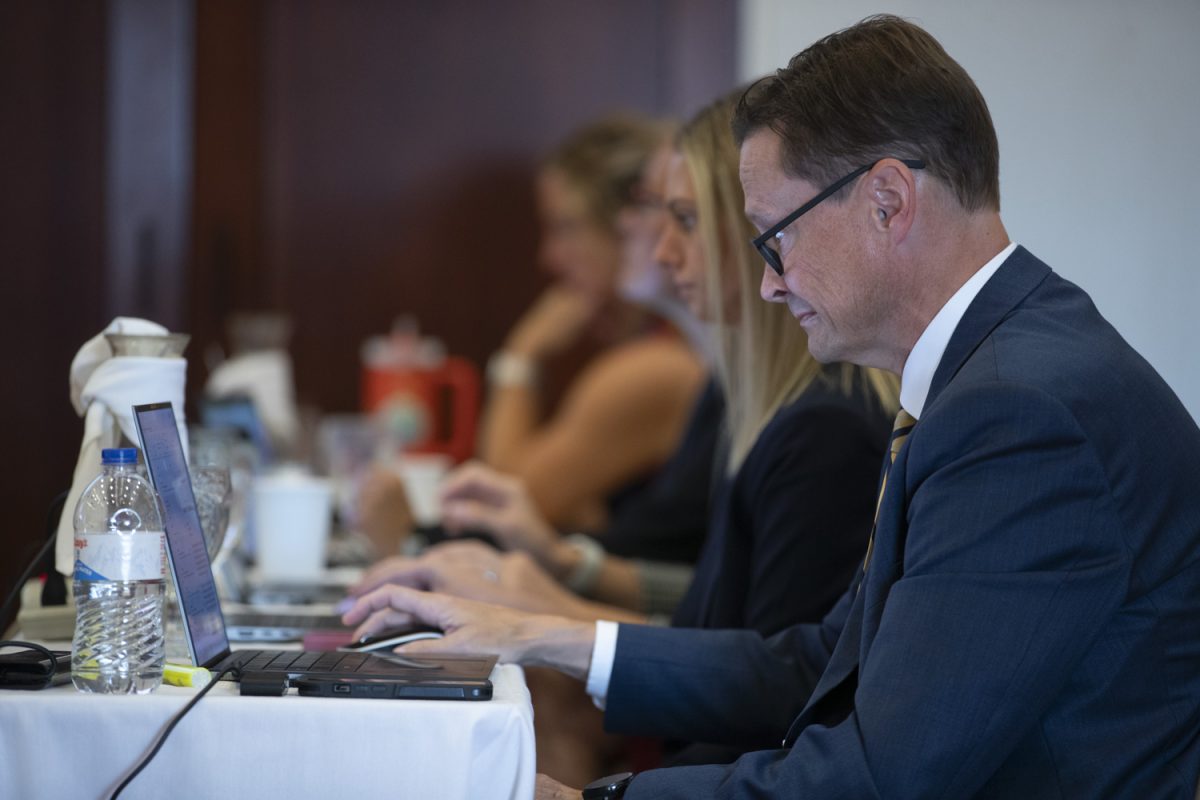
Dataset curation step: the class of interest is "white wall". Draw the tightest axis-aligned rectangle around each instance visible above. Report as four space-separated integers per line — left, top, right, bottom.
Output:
739 0 1200 422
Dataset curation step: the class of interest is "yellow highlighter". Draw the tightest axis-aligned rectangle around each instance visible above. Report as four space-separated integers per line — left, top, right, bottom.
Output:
163 662 212 689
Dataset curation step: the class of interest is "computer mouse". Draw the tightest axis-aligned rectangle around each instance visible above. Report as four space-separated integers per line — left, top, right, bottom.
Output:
338 624 444 652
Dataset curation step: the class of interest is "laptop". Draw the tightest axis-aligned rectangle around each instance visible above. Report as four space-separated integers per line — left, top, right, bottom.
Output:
199 393 275 465
224 605 346 643
133 401 495 698
211 551 346 642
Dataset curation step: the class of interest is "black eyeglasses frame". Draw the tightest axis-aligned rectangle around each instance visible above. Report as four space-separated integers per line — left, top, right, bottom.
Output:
751 158 926 276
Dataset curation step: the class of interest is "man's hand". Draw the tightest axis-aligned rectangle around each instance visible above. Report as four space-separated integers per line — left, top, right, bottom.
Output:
536 773 583 800
341 583 597 679
440 462 574 575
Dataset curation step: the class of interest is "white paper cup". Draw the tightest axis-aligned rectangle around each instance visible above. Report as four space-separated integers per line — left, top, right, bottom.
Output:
393 454 451 526
252 472 333 581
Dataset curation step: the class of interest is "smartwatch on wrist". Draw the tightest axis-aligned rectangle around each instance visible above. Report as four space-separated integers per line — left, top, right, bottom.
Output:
563 532 605 595
582 771 633 799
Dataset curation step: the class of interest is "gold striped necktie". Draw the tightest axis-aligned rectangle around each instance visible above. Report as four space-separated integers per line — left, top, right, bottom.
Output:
860 409 917 578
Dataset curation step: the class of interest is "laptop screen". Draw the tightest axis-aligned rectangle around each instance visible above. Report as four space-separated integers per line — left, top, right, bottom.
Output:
134 402 231 667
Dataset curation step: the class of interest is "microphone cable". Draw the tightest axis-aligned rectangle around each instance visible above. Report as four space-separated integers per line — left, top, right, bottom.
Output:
0 491 69 632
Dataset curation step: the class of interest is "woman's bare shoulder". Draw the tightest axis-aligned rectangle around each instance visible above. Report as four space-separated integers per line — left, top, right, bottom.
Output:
560 337 704 424
586 335 702 383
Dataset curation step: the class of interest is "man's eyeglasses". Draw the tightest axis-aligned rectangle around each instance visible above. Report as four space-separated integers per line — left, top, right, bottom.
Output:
751 158 926 276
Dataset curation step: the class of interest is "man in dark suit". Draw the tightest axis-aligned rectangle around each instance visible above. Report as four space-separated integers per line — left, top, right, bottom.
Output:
345 15 1200 799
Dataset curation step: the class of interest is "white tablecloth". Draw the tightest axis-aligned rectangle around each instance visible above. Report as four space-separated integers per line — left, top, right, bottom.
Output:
0 663 535 800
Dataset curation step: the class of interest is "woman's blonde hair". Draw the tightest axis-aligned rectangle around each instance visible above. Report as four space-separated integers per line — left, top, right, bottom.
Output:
679 91 900 472
542 114 671 233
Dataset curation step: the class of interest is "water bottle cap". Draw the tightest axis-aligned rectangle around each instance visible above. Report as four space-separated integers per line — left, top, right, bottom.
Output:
101 448 138 465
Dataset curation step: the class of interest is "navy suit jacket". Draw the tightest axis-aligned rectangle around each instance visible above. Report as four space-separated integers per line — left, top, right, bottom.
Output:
605 248 1200 798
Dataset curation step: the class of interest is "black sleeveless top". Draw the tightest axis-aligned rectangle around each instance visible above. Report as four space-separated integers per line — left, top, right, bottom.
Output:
597 378 724 564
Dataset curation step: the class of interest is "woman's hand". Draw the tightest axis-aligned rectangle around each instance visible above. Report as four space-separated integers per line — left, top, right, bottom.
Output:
504 285 599 361
350 540 588 617
439 462 575 575
353 465 415 557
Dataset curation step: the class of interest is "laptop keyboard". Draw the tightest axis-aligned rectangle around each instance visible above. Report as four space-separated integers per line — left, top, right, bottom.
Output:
235 650 370 674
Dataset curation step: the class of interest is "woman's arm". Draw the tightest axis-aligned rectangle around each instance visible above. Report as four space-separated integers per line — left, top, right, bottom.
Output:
479 286 597 473
436 463 693 615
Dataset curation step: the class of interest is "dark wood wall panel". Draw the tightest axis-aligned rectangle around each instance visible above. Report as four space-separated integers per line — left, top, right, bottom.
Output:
0 2 108 630
104 0 193 331
197 0 738 414
190 0 266 393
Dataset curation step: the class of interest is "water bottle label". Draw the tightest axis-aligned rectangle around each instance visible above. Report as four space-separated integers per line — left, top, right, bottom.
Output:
74 531 167 582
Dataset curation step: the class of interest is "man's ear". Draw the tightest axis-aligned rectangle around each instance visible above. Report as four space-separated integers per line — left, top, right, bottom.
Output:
867 159 918 240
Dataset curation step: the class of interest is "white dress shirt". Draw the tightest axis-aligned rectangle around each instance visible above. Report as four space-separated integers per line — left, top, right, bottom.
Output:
583 242 1019 704
899 242 1016 420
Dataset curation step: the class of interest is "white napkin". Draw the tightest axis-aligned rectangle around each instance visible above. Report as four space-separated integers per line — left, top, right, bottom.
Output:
55 318 188 575
206 348 300 451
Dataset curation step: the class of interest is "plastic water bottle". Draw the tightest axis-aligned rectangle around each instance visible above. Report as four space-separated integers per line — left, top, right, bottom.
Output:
71 447 167 693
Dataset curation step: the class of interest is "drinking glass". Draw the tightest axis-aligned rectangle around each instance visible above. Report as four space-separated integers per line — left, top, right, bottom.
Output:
189 430 233 561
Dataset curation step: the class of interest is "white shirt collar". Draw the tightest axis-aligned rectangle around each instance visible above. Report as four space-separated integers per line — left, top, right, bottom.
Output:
899 242 1018 419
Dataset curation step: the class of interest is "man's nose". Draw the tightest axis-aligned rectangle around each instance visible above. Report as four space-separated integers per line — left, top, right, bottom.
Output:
760 265 788 303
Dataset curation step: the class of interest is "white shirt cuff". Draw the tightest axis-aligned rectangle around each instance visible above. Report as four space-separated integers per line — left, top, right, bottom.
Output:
585 620 620 709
